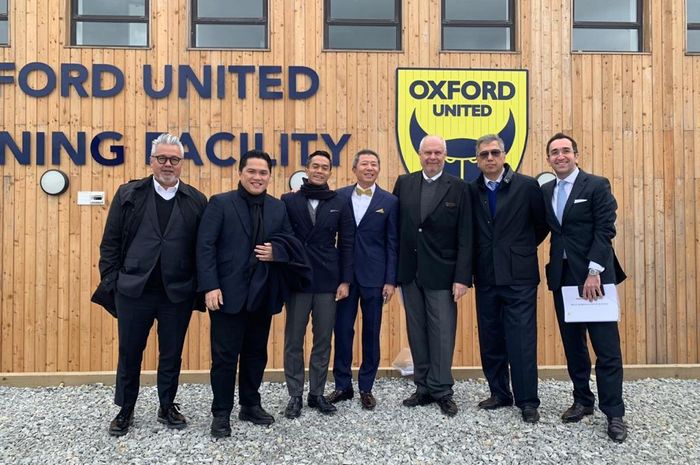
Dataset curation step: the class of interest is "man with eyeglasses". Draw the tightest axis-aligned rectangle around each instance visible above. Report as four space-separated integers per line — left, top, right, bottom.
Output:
542 133 628 443
469 134 548 424
95 133 207 436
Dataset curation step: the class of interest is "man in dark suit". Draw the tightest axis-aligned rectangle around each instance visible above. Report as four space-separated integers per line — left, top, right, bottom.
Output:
281 150 355 419
326 149 399 410
96 133 207 436
197 150 309 438
542 132 628 442
470 134 549 423
392 135 473 417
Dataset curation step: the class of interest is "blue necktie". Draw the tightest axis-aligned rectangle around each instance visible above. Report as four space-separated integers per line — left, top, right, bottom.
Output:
487 180 499 191
556 180 568 224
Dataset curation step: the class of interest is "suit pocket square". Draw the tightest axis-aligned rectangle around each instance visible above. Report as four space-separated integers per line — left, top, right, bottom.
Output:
444 202 457 207
573 199 588 204
375 208 385 214
330 209 340 213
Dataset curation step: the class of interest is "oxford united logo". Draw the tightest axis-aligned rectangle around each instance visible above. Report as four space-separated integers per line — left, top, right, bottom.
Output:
396 68 528 182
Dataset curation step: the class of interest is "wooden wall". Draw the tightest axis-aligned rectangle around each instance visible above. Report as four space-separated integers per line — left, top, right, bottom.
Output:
0 0 698 373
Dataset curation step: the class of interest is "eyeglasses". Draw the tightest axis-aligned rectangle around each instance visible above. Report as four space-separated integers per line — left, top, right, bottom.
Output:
154 155 183 166
548 147 576 157
477 149 504 159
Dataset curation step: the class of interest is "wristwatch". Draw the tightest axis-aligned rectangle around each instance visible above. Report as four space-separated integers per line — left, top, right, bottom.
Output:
588 268 601 276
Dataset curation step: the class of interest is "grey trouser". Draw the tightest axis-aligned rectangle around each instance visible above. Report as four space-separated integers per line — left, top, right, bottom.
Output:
284 292 336 397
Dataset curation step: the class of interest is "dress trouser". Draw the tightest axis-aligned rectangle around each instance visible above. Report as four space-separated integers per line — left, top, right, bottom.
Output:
209 308 273 417
475 284 540 408
333 284 383 393
400 280 456 399
553 260 625 418
115 289 193 410
284 292 336 397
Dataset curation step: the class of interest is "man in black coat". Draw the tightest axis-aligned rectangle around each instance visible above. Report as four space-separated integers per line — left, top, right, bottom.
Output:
542 132 628 443
197 150 309 438
281 150 355 419
470 134 548 424
392 135 473 417
96 133 207 437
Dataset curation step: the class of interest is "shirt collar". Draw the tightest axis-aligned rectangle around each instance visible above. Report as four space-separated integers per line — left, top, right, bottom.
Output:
153 177 180 195
558 167 580 185
422 171 443 182
483 168 505 185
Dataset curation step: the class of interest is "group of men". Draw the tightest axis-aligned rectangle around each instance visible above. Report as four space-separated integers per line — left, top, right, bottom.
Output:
94 131 628 444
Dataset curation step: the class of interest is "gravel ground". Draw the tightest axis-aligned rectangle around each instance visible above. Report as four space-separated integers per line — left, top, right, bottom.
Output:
0 377 698 465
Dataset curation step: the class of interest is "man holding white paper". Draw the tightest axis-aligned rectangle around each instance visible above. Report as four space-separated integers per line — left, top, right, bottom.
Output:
541 133 628 443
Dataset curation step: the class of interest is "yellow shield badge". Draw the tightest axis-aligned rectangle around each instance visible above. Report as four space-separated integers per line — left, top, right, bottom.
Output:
396 68 528 182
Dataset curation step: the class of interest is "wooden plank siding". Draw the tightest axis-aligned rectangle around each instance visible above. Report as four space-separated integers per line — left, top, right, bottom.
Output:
0 0 699 373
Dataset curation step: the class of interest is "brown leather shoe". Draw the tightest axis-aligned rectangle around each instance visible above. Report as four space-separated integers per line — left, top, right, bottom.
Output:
360 391 376 410
326 389 354 404
561 402 594 423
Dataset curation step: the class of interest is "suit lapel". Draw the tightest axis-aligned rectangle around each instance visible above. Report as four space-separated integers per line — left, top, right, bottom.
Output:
407 173 422 227
541 180 559 232
358 185 383 228
231 191 252 238
262 195 276 239
425 174 451 218
563 171 589 223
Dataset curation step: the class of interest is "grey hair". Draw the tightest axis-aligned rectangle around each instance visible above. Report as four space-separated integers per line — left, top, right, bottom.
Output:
150 133 185 157
475 134 505 155
352 149 381 169
418 135 447 153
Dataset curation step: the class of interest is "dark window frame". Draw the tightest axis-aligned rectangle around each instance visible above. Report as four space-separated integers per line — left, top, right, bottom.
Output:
323 0 402 51
572 0 643 52
70 0 150 47
441 0 516 51
0 0 8 45
191 0 268 49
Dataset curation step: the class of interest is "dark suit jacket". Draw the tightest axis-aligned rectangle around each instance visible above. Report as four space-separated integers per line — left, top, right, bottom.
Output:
281 191 355 293
470 164 549 286
337 184 399 288
93 176 207 316
196 190 300 314
392 171 473 289
541 169 626 290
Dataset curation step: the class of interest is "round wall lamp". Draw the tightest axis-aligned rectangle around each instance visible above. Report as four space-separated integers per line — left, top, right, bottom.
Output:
288 170 306 191
40 169 70 196
535 172 556 187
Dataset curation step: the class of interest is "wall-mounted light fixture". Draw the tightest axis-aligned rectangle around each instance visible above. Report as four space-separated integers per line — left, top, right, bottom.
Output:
39 169 70 195
535 172 556 187
288 170 306 191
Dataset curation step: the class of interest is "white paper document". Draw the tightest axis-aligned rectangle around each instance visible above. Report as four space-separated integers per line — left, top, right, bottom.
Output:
562 284 620 323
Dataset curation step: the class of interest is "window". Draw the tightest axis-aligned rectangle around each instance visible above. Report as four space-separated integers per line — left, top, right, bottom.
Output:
191 0 267 49
689 0 700 52
572 0 642 52
71 0 148 47
324 0 401 50
442 0 515 51
0 0 8 45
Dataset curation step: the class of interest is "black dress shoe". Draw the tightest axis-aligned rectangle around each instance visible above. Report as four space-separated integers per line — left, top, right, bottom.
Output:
607 417 628 443
108 408 134 437
521 407 540 423
284 396 303 419
477 395 513 410
308 394 337 414
326 389 354 404
437 395 459 417
360 391 376 410
561 402 595 423
157 403 187 429
402 392 434 407
210 416 231 438
239 405 275 425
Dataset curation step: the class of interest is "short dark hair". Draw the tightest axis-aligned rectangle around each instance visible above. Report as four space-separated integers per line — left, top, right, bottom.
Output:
546 132 578 156
352 149 380 169
306 150 332 168
239 149 273 172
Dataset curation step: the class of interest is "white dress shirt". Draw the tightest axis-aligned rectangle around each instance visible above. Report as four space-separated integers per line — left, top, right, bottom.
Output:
153 178 179 200
351 183 375 225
